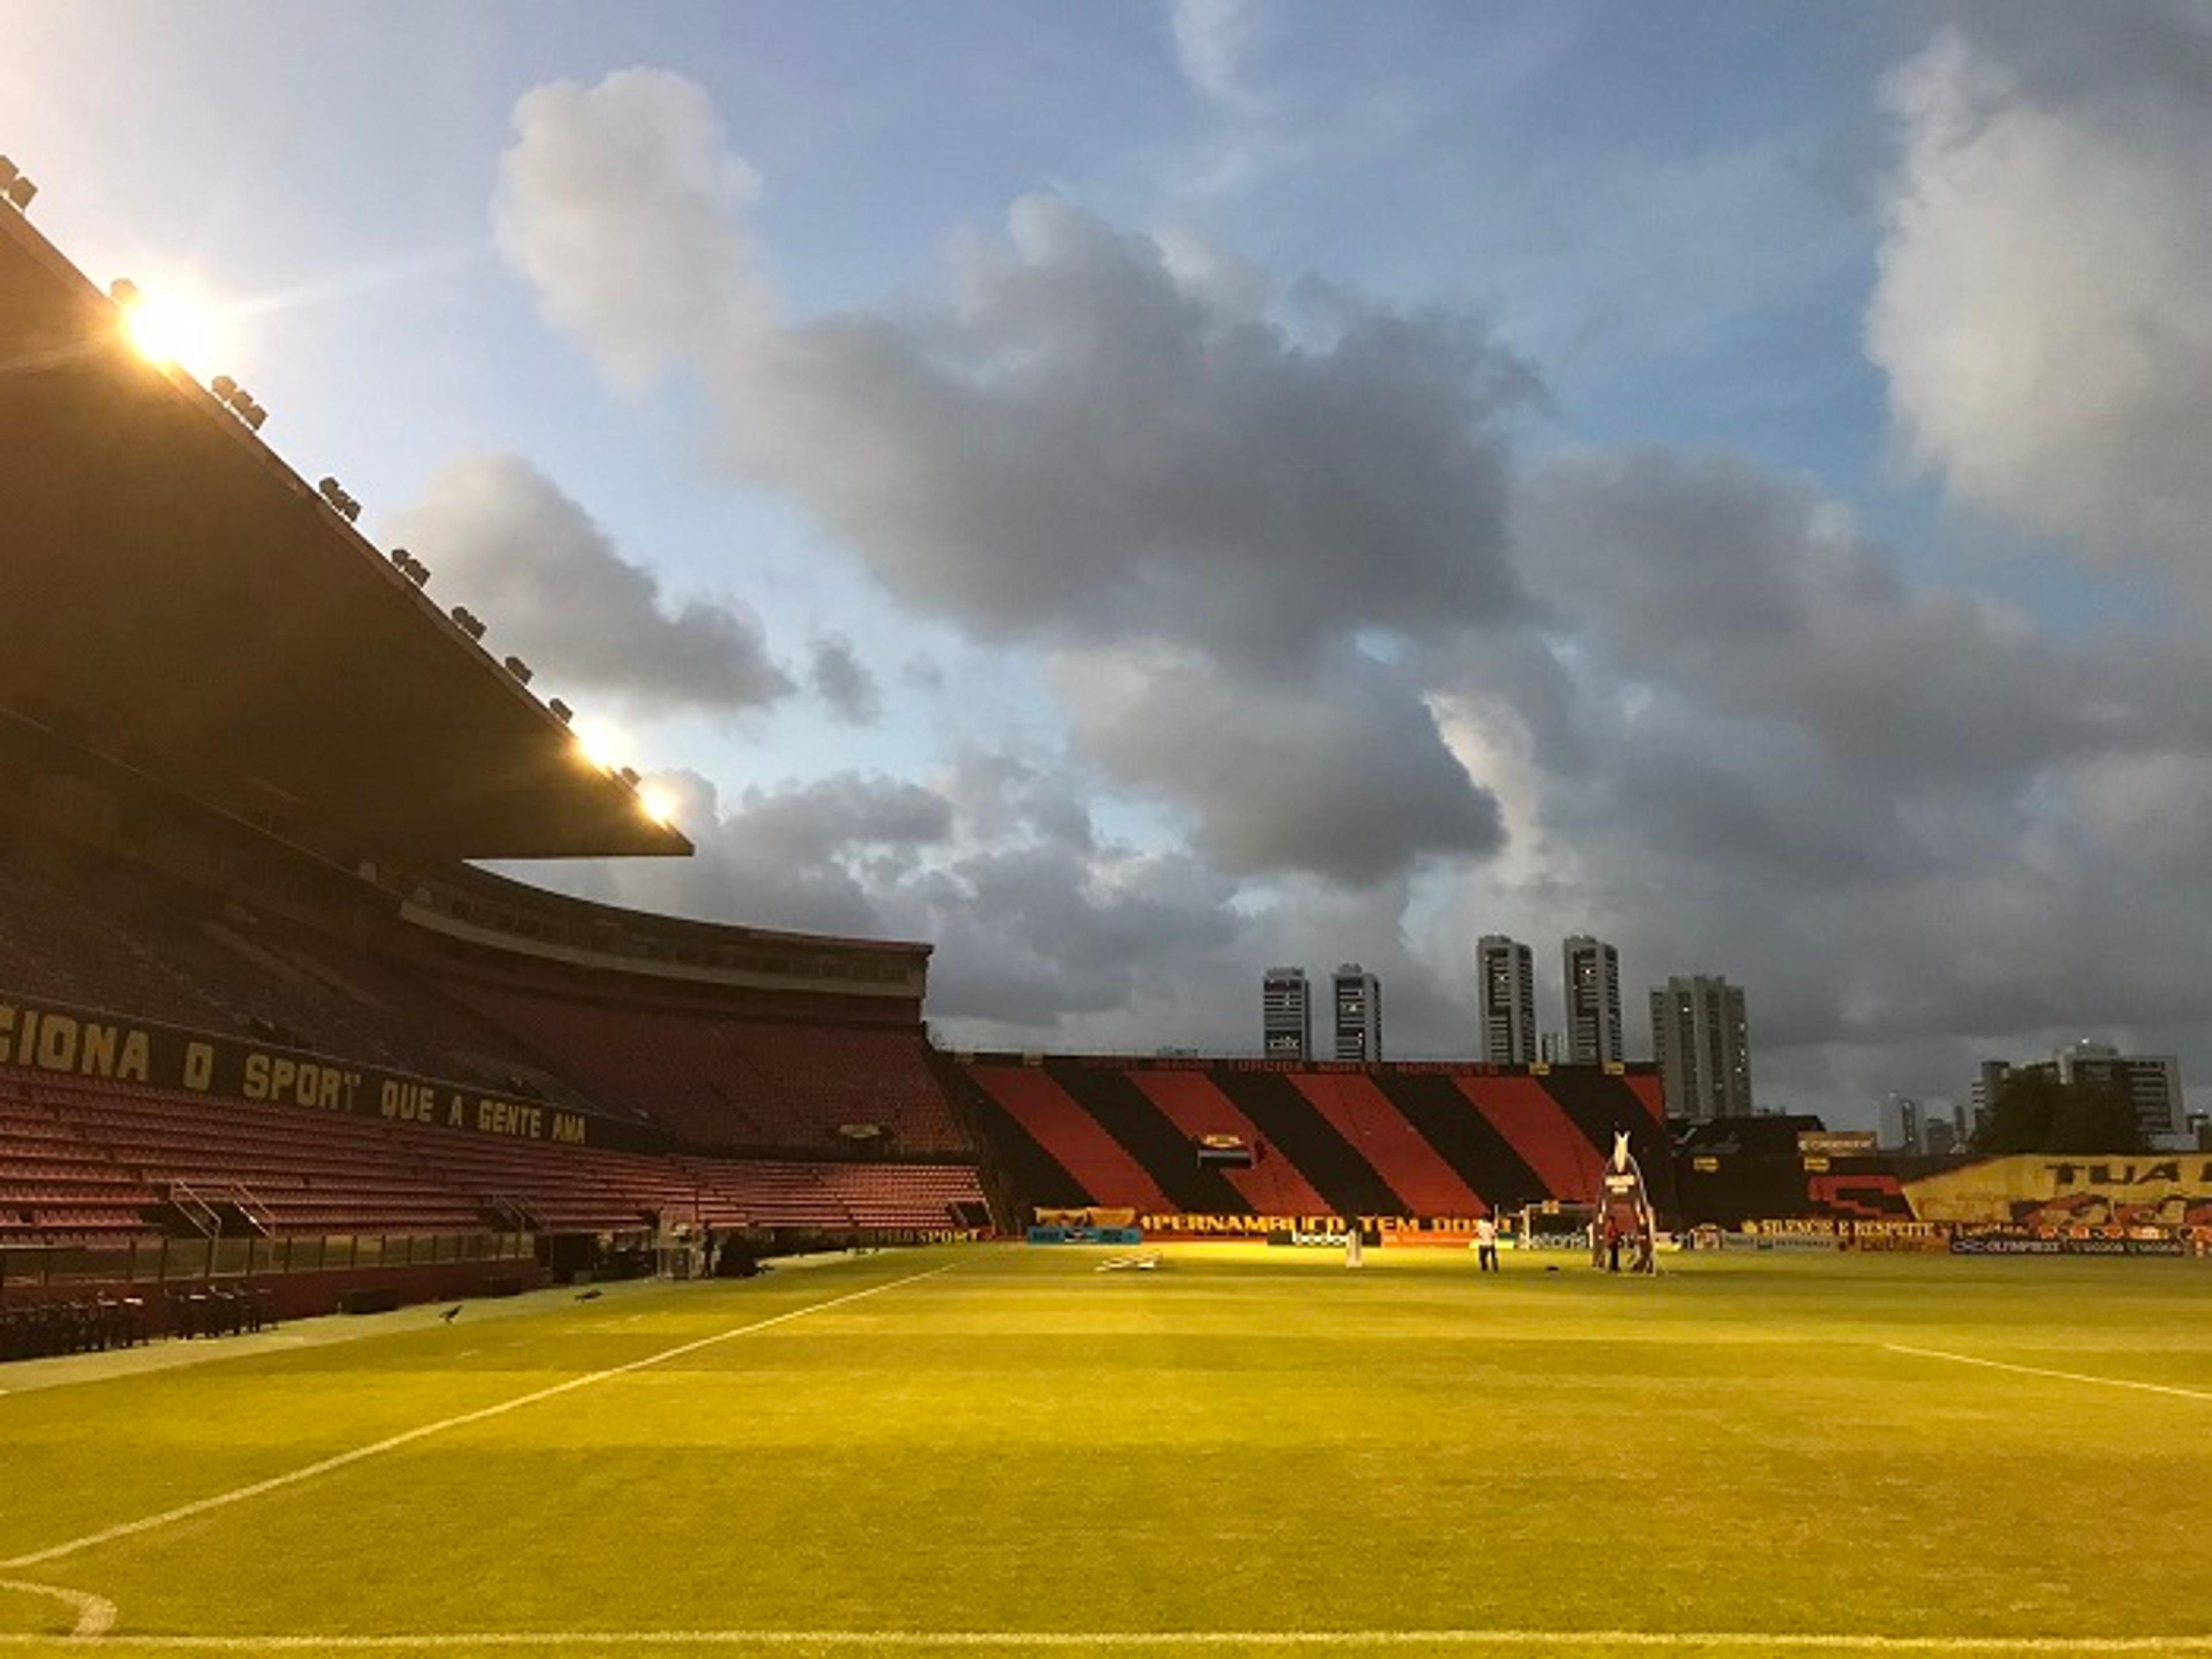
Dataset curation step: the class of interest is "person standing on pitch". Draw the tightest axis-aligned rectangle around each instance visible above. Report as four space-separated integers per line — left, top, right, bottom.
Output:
1475 1214 1499 1272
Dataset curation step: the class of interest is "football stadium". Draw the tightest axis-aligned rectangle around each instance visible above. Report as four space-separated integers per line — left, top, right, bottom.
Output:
6 105 2212 1659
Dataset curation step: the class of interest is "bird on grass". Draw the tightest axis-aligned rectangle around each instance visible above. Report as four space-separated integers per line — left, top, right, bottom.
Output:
575 1289 603 1302
439 1306 462 1323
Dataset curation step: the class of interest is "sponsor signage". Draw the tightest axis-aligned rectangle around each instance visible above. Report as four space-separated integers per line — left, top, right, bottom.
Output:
1141 1213 1488 1241
0 992 658 1152
1036 1207 1137 1229
1797 1131 1878 1157
1268 1228 1381 1248
1027 1225 1143 1245
1949 1226 2190 1258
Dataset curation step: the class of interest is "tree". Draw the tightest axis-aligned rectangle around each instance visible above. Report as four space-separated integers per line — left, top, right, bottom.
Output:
1973 1071 2144 1155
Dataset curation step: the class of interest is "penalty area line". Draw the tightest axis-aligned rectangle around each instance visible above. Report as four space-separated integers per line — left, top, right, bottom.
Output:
0 1630 2210 1652
0 1263 955 1573
1884 1343 2212 1404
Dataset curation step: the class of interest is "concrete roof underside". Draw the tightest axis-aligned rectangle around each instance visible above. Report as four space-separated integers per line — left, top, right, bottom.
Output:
0 209 691 863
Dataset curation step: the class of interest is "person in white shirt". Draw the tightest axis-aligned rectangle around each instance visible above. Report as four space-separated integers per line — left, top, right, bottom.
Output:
1474 1215 1499 1273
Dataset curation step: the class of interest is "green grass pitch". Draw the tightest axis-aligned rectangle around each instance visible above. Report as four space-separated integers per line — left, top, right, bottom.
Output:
3 1244 2211 1657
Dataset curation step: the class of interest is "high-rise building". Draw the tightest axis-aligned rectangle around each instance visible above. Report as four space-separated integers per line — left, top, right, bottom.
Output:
1261 967 1311 1062
1563 935 1623 1066
2050 1041 2183 1143
1333 964 1382 1062
1477 935 1536 1066
1979 1043 2184 1145
1970 1060 2010 1138
1879 1093 1924 1153
1650 974 1752 1122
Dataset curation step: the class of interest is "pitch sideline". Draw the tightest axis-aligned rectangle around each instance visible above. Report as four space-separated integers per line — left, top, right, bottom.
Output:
0 1627 2209 1652
1883 1343 2212 1403
0 1263 956 1574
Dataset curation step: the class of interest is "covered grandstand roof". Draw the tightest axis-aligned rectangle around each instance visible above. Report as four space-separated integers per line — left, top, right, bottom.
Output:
0 207 691 862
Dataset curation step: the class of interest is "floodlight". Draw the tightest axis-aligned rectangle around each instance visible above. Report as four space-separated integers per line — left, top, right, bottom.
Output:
211 374 238 400
3 176 31 211
572 719 624 771
547 698 574 724
503 656 533 685
115 279 224 371
0 157 16 190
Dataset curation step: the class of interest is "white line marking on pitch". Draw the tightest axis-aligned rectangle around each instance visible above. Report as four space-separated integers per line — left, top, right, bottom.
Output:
0 1264 954 1573
0 1628 2208 1651
0 1579 113 1638
1884 1343 2212 1403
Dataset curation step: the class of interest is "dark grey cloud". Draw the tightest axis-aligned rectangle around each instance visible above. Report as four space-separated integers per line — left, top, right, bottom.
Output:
494 73 1528 885
514 751 1456 1052
712 202 1537 669
1056 645 1502 885
1516 449 2148 784
390 453 793 713
808 634 882 726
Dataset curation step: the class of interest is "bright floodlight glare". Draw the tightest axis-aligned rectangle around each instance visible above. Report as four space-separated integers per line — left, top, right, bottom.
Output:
118 281 227 374
572 720 626 772
638 784 679 827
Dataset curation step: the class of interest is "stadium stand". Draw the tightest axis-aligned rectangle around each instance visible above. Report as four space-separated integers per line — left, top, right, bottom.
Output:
0 1069 986 1251
433 979 967 1154
0 196 992 1334
1672 1116 1915 1226
951 1055 1673 1222
0 838 594 1108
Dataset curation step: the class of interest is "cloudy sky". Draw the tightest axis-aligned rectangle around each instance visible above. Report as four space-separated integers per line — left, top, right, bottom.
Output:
9 0 2212 1124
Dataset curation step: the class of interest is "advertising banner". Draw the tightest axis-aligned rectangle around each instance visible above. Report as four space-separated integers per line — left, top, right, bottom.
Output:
0 991 659 1152
1903 1156 2212 1230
